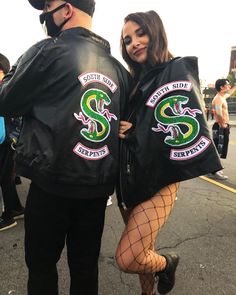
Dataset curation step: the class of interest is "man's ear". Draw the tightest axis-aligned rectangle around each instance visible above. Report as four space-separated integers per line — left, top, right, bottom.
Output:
64 3 73 18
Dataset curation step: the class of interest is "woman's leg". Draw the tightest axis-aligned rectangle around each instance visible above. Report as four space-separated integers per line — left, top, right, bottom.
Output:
116 183 179 295
119 208 156 295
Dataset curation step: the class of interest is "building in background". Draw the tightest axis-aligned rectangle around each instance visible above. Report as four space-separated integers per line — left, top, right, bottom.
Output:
229 46 236 82
202 46 236 115
228 46 236 113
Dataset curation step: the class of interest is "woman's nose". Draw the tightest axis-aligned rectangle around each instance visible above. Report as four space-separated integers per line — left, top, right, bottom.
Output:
132 38 140 48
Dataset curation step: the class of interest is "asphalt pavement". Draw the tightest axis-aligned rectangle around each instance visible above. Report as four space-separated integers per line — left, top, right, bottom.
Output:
0 117 236 295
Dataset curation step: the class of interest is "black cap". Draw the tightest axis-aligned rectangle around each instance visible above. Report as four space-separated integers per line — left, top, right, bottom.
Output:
28 0 95 16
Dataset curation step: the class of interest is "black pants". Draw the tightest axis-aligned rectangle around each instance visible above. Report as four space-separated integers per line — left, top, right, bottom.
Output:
25 182 108 295
0 144 22 217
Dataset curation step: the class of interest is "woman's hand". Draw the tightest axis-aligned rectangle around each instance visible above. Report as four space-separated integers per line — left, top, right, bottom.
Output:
119 121 133 139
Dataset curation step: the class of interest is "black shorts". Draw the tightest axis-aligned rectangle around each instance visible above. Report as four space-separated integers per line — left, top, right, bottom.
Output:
212 122 230 159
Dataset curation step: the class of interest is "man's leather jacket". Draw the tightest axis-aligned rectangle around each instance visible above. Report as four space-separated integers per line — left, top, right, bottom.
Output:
0 27 131 198
118 57 222 208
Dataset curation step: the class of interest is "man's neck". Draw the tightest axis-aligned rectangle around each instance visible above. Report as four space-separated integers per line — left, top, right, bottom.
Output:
218 91 228 98
63 11 92 31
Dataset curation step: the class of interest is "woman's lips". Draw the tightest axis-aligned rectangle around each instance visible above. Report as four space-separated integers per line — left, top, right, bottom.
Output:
133 47 146 56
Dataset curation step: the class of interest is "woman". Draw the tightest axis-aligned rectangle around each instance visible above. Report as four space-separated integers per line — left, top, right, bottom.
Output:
116 11 222 295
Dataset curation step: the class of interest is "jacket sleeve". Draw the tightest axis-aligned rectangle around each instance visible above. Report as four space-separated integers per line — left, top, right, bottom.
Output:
120 71 133 121
0 39 51 117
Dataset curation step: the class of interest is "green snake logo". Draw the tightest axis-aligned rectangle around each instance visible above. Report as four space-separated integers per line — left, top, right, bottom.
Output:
74 89 117 142
152 95 202 146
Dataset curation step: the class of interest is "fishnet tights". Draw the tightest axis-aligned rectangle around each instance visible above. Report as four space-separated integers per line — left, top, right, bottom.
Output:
116 183 179 295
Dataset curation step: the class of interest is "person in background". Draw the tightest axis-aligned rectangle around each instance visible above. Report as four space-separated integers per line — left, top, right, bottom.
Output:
205 103 210 121
209 78 236 180
0 53 24 232
0 1 131 294
116 10 222 295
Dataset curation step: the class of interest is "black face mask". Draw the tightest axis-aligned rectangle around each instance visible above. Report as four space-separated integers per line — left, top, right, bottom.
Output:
39 3 69 37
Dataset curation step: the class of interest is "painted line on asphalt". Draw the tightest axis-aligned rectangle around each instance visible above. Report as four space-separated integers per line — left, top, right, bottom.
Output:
200 176 236 194
229 140 236 145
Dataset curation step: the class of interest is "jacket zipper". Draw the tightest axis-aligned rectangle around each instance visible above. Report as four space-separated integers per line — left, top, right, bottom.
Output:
127 164 131 174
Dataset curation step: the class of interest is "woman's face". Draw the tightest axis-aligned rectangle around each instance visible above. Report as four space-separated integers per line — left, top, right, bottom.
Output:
122 20 150 64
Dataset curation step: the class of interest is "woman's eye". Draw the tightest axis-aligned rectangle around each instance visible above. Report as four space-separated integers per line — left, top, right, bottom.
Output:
123 37 131 46
137 29 145 37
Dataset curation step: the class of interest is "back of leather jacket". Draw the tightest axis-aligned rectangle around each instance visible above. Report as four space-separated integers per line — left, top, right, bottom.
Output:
0 27 131 196
118 57 222 208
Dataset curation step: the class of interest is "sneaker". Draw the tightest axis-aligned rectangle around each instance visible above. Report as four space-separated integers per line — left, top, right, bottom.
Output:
211 171 228 180
156 252 179 294
217 170 224 175
0 215 17 232
11 208 25 220
106 196 113 206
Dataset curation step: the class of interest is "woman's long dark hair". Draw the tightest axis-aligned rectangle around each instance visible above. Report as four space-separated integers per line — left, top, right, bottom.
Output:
121 10 173 81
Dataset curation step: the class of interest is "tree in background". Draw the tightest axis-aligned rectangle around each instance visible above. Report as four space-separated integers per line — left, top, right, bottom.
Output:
227 72 236 95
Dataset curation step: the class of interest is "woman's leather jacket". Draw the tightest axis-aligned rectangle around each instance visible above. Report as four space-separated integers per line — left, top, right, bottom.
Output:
118 57 222 208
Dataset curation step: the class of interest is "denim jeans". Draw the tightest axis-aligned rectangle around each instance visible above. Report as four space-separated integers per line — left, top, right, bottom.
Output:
25 182 108 295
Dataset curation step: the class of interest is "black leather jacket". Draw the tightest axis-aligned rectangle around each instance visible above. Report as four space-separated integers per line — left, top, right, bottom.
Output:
118 57 222 208
0 27 131 198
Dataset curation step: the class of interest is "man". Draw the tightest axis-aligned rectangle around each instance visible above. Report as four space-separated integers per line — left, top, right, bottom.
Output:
0 1 131 294
0 53 24 232
210 78 236 180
